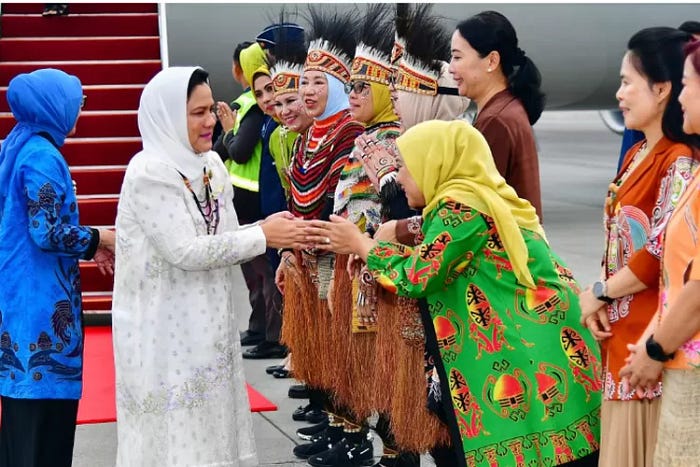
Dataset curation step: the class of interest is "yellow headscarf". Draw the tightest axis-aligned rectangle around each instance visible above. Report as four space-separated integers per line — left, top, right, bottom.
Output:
240 43 268 87
251 65 271 89
367 82 398 127
395 120 545 289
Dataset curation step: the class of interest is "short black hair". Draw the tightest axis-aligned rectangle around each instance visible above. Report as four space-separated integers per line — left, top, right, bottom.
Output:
679 21 700 35
187 68 209 100
233 41 254 64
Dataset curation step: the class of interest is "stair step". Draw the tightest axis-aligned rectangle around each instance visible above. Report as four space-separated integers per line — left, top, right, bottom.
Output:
82 293 113 312
0 60 161 86
62 137 141 166
0 13 159 38
1 111 139 139
75 111 139 138
72 167 125 196
1 3 157 14
84 85 145 111
1 85 145 112
0 36 161 61
78 197 118 226
80 262 114 292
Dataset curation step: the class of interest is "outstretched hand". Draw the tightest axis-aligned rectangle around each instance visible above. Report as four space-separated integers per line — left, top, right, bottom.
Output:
261 212 308 250
305 215 376 258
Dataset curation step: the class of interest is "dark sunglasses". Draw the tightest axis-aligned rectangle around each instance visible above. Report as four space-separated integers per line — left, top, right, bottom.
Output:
344 80 370 95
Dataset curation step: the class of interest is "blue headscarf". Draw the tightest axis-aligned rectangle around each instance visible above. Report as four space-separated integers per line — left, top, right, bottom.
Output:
0 68 82 207
316 73 349 120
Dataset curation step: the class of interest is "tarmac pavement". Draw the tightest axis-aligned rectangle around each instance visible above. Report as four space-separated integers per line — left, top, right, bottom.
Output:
71 110 620 466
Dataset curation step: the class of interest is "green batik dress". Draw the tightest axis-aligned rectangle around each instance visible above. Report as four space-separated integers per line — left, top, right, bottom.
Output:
367 199 602 467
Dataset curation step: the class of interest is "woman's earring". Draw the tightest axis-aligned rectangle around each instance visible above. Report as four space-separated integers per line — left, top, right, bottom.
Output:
487 68 492 72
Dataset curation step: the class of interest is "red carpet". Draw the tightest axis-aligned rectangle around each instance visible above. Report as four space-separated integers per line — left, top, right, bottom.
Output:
78 326 276 425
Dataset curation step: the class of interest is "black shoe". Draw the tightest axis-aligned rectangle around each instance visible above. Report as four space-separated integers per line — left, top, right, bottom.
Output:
373 457 396 467
266 364 285 375
292 403 313 422
288 384 309 399
307 437 375 467
373 453 420 467
292 424 344 459
297 418 329 440
273 368 292 378
242 341 288 359
305 408 327 424
240 330 264 346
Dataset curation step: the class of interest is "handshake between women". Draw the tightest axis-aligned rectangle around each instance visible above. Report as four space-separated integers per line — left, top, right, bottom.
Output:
262 212 388 254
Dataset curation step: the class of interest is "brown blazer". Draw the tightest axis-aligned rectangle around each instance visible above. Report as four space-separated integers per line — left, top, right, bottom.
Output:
474 89 543 220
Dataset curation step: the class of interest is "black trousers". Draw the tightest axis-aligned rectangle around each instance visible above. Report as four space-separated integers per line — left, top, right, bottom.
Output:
0 396 79 467
241 253 283 342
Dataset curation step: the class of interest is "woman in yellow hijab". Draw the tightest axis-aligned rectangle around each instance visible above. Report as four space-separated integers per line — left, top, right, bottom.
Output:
307 119 602 467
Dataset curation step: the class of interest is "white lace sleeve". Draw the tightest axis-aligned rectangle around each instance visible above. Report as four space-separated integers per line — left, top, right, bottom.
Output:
121 159 266 271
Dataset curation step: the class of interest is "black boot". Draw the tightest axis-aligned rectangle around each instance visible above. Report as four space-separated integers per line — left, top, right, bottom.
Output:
293 423 344 459
307 429 374 467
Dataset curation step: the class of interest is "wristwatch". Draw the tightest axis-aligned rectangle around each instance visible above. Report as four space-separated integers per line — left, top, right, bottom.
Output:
645 335 675 362
592 280 613 304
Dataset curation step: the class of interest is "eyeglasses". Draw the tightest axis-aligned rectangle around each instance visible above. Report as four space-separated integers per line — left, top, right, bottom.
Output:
80 95 87 109
344 80 370 95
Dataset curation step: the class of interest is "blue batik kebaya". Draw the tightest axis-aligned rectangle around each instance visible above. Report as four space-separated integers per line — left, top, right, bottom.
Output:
0 69 98 400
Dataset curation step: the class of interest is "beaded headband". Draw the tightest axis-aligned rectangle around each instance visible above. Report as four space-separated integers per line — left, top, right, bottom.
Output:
350 43 392 85
396 54 459 96
304 38 352 84
271 60 304 97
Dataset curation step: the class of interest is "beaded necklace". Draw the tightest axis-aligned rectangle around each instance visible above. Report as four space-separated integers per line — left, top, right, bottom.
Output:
300 116 343 173
178 167 220 235
606 141 649 215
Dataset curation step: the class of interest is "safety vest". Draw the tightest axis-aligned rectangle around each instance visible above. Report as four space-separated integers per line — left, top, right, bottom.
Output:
224 90 262 192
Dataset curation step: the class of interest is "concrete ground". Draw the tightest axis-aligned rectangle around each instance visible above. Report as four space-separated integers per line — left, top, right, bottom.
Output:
71 110 619 466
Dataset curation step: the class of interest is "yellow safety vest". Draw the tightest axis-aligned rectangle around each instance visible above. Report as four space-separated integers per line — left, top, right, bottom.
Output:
223 90 262 192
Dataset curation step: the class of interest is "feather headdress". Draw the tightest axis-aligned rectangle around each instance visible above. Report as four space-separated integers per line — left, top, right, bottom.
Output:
350 4 395 85
302 6 359 84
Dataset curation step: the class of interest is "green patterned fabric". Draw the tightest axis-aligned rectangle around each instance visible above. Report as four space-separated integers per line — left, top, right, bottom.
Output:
367 199 601 466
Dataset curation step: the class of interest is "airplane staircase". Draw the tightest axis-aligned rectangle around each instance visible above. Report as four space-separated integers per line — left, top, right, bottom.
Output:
0 2 163 325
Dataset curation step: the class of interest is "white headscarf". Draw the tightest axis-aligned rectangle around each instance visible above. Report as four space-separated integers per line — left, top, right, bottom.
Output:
137 66 212 181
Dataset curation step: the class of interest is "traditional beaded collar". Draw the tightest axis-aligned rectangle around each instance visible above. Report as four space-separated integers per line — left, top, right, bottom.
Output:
304 38 352 84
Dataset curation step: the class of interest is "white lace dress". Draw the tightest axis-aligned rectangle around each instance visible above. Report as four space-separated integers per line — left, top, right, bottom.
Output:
112 151 263 467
